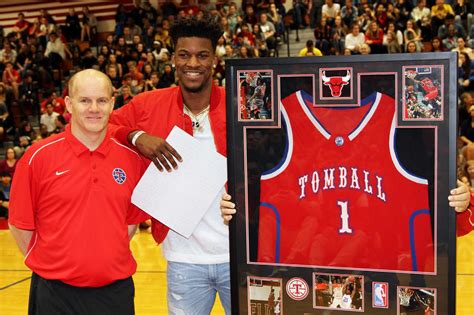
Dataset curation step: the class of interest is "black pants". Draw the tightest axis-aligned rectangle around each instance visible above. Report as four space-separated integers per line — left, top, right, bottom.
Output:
29 273 135 315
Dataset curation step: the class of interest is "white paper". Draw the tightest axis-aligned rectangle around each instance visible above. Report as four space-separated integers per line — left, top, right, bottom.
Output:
131 126 227 238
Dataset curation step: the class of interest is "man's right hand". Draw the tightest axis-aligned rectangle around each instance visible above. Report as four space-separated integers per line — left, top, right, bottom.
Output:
134 132 183 172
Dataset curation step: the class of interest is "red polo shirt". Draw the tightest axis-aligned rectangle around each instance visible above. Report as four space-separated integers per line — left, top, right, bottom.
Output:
9 125 149 287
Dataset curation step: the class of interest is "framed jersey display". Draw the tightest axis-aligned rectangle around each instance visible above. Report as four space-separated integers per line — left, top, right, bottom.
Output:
225 53 457 315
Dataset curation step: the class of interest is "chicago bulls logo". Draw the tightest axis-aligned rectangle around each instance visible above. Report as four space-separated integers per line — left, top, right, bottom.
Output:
321 70 351 97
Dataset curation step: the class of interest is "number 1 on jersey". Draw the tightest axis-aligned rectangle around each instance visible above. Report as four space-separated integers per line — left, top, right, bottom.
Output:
338 201 353 233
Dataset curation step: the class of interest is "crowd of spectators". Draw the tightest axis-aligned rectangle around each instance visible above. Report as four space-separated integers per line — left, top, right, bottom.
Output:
0 0 473 216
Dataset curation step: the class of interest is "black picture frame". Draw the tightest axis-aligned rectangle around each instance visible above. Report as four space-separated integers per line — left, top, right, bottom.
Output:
226 52 457 315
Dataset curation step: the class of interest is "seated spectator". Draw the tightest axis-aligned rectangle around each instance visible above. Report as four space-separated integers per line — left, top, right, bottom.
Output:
331 16 347 55
322 0 340 26
0 92 13 140
269 3 284 39
259 13 277 56
431 0 455 35
63 8 81 41
142 63 154 81
438 14 466 40
419 16 433 43
404 19 423 52
358 6 373 32
158 63 175 88
106 65 122 90
18 74 38 116
12 13 30 40
40 102 60 134
80 48 98 69
107 54 123 78
452 37 474 60
0 147 17 177
13 121 35 157
457 52 472 93
0 172 11 196
40 91 65 114
2 62 21 100
442 23 459 50
314 17 332 55
123 61 144 93
384 23 403 53
293 0 309 29
0 172 11 218
299 40 323 56
411 0 431 23
341 0 358 29
114 85 134 109
81 6 98 42
37 16 56 49
215 37 226 58
454 0 473 34
53 115 67 134
431 36 445 51
374 4 388 30
365 21 384 54
39 8 56 25
44 32 72 69
144 72 160 91
359 43 371 54
406 40 418 53
0 42 18 71
459 92 474 126
345 23 365 54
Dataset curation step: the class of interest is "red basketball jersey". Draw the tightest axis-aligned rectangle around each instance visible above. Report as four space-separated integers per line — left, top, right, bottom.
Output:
257 91 434 272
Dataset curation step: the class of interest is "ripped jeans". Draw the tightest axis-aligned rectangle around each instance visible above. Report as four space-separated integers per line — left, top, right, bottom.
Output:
166 262 231 315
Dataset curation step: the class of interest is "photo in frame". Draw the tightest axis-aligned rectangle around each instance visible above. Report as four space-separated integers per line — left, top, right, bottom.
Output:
225 53 457 314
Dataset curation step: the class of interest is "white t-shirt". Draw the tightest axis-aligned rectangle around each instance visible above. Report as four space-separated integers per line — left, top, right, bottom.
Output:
322 3 340 18
162 114 229 264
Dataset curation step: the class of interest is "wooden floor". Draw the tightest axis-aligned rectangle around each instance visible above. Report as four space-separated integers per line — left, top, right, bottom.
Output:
0 229 473 314
0 230 225 314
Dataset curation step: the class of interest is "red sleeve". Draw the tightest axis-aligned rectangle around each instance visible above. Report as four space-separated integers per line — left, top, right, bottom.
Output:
8 153 36 230
109 96 143 146
457 197 474 237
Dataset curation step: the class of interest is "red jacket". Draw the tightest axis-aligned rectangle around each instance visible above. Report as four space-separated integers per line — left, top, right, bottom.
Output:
457 194 474 237
109 85 226 244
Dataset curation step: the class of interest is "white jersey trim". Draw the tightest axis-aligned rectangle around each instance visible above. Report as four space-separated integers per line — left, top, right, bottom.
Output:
261 105 294 180
297 91 331 140
28 138 66 165
110 138 140 157
389 114 428 185
348 92 381 141
24 232 38 262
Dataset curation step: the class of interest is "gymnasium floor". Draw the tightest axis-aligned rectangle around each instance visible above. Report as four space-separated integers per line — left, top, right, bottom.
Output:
0 228 472 314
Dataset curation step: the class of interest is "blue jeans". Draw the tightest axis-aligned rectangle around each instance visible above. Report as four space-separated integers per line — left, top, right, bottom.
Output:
167 262 231 315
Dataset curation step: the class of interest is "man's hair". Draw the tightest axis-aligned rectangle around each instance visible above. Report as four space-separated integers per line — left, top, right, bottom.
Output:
68 69 114 98
170 14 223 50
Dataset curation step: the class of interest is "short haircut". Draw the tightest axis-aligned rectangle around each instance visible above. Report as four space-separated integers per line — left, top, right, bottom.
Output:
68 69 114 98
170 14 223 51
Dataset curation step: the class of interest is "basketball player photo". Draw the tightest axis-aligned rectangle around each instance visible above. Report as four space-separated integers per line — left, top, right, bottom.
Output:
313 273 364 312
403 66 443 121
226 54 457 314
248 277 283 315
238 70 273 121
398 287 436 315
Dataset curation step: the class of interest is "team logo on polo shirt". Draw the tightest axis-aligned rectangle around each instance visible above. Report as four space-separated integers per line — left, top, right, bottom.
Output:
112 168 126 184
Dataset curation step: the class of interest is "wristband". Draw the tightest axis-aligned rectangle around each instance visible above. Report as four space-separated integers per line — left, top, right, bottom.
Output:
131 130 146 147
